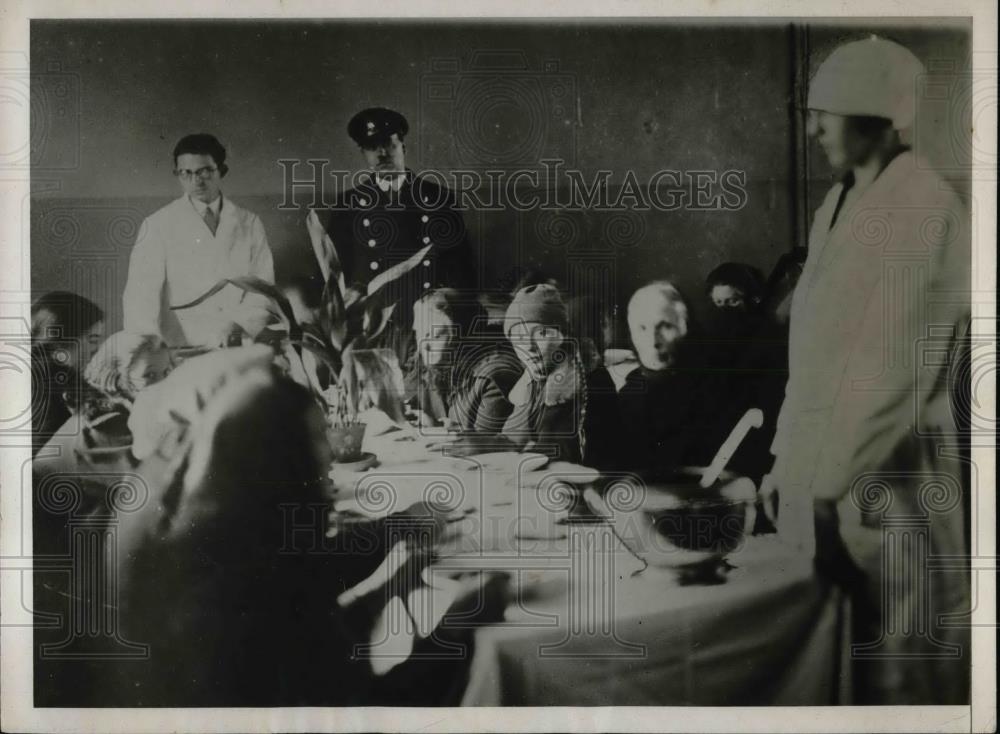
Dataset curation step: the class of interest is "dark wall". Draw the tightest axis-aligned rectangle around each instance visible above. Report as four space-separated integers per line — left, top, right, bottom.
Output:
30 19 969 340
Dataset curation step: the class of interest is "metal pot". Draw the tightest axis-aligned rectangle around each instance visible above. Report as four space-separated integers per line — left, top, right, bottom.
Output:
605 467 756 568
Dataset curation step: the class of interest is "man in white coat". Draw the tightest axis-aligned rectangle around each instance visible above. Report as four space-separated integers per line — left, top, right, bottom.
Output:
123 134 274 347
764 37 971 704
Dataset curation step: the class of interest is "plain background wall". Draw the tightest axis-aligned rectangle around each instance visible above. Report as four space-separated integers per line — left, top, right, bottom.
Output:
30 19 970 344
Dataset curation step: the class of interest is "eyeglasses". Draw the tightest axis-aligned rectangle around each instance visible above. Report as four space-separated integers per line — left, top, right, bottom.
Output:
175 166 219 181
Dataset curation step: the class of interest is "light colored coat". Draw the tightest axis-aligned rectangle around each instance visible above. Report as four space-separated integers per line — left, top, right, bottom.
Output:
772 151 970 702
123 195 274 347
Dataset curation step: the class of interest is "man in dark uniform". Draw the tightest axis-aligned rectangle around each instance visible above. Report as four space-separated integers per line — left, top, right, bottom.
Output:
316 108 476 334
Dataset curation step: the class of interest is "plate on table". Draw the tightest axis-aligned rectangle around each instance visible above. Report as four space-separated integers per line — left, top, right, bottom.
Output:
468 452 549 474
333 463 480 518
356 407 402 437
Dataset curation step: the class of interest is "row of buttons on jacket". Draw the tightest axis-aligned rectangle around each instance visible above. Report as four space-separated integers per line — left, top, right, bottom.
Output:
361 210 434 288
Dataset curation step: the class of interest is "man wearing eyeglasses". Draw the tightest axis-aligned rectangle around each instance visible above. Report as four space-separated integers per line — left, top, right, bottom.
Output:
123 134 274 347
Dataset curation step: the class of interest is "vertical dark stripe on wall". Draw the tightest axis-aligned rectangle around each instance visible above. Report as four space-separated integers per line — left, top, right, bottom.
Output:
789 22 811 250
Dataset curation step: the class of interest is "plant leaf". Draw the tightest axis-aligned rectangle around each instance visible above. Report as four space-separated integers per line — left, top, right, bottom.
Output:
300 322 330 348
171 277 302 343
366 243 432 297
282 342 325 406
294 339 342 377
170 279 230 310
321 277 348 351
366 302 397 342
340 345 360 417
225 277 299 336
306 209 347 297
344 347 406 422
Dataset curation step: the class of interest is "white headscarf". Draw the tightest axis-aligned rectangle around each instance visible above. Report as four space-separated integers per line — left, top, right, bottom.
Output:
808 35 925 129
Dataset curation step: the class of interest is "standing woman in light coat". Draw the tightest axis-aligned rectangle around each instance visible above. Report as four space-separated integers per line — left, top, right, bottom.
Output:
764 37 971 704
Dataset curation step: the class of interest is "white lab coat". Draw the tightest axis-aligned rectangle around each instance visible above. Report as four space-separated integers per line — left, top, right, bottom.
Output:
772 151 970 702
123 195 274 347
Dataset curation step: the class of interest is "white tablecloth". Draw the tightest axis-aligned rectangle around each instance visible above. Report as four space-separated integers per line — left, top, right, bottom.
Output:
458 535 846 705
332 427 846 706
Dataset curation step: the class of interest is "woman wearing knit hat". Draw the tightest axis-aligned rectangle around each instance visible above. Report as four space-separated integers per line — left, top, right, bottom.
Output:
501 284 621 468
764 36 970 704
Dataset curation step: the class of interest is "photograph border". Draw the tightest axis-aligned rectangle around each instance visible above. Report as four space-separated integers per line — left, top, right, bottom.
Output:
2 1 995 732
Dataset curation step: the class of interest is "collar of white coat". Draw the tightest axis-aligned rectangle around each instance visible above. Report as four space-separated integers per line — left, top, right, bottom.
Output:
815 149 914 243
834 148 914 212
188 194 223 217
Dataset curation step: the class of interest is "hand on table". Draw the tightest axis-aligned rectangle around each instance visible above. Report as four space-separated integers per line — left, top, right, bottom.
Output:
426 433 518 457
402 401 444 432
414 410 441 431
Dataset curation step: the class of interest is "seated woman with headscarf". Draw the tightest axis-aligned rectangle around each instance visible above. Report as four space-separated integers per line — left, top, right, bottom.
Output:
405 288 521 434
702 263 789 484
90 349 493 706
107 369 369 706
500 284 621 469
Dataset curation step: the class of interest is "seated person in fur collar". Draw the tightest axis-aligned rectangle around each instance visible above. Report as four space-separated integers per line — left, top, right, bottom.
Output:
500 284 621 468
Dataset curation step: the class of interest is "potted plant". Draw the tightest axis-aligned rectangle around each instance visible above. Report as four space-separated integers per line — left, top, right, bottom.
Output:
324 382 367 464
171 210 429 460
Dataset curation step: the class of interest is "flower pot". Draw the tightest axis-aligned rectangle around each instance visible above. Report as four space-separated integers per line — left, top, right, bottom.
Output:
327 422 367 463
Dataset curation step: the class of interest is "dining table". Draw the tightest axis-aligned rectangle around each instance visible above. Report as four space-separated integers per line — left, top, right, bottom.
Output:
329 417 848 706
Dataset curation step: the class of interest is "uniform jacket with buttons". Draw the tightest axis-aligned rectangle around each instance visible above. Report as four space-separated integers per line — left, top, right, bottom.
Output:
317 171 476 312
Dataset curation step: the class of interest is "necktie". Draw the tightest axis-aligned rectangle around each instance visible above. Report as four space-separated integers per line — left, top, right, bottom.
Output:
203 204 219 236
